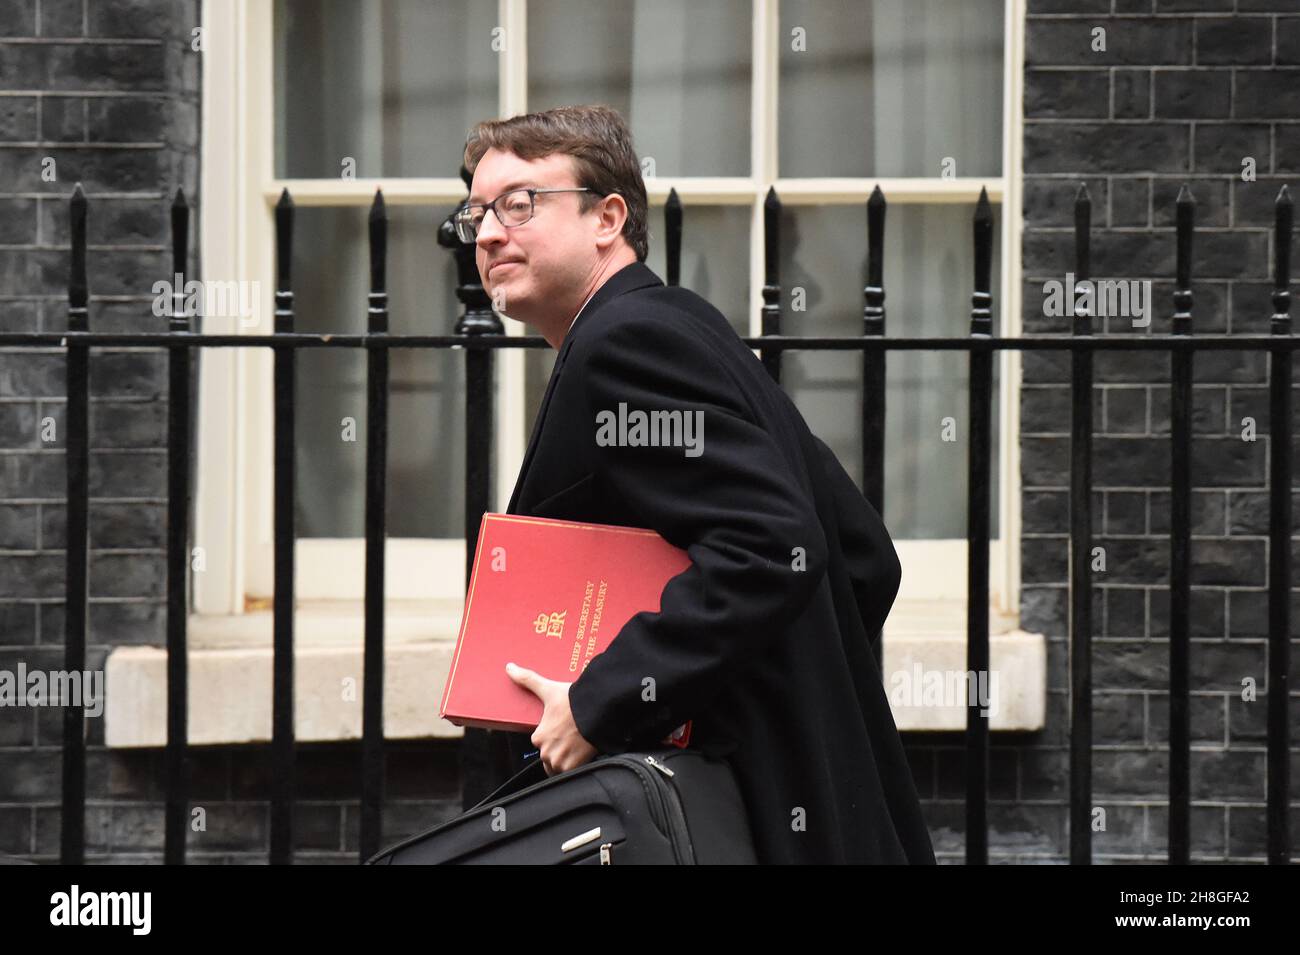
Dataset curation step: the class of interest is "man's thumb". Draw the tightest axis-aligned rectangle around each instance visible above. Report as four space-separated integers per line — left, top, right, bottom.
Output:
505 661 536 688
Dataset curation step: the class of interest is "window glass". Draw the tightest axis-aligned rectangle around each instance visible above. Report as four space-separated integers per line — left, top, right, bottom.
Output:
290 205 467 539
780 0 1004 178
529 0 752 177
275 0 498 179
779 202 1002 539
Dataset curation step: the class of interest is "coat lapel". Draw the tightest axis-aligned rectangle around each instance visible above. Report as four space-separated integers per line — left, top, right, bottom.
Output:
505 262 664 514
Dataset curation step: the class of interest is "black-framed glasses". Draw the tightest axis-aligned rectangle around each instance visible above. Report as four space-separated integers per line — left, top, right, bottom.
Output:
453 187 596 243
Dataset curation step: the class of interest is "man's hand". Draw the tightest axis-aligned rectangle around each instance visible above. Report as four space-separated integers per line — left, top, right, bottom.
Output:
505 662 599 776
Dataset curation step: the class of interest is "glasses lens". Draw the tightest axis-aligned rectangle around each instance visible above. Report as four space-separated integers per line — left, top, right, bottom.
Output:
500 190 534 226
456 208 482 243
457 190 536 242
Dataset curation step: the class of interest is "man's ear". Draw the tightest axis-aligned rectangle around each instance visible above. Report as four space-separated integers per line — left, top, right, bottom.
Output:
595 192 629 243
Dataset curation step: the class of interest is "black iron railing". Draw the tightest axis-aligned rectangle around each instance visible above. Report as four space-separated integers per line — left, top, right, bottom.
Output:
0 177 1291 866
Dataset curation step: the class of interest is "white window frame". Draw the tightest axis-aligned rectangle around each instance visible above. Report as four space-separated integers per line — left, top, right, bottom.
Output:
195 0 1025 622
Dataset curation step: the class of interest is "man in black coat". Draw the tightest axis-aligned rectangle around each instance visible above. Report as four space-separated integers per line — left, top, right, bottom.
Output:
460 105 935 864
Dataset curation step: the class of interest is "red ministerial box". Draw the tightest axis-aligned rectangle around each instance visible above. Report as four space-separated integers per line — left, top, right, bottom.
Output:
439 513 695 748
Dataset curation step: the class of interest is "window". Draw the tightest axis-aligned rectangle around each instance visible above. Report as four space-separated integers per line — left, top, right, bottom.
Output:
100 0 1042 748
194 0 1027 640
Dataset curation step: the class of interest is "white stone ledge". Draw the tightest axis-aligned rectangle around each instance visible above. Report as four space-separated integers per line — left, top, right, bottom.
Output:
104 601 1047 747
880 630 1047 731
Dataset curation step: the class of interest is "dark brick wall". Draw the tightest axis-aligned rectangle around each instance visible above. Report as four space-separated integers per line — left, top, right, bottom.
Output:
0 0 190 861
0 0 462 864
4 0 1299 865
972 0 1300 862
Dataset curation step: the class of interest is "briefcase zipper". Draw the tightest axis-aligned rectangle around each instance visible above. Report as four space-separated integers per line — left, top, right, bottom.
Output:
606 754 693 863
644 755 674 777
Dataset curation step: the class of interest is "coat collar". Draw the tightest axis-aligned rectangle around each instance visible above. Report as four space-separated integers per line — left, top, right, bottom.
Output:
506 261 664 513
560 260 664 347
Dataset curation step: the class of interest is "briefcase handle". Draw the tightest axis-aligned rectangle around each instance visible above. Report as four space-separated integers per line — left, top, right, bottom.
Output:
469 744 680 812
470 755 548 811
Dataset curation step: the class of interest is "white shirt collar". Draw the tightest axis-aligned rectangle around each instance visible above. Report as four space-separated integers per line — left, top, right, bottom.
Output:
562 287 599 339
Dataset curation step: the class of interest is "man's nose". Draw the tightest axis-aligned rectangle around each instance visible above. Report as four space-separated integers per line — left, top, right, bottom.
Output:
475 206 508 248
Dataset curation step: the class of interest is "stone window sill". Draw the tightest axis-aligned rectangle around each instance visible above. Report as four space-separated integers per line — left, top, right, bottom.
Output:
104 599 1046 747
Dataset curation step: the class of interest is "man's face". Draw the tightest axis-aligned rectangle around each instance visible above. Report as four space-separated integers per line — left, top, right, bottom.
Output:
469 147 599 327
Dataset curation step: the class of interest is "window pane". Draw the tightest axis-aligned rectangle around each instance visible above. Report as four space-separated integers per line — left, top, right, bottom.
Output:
274 0 498 179
645 205 750 335
780 0 1004 178
528 0 751 177
778 202 1002 539
291 206 467 539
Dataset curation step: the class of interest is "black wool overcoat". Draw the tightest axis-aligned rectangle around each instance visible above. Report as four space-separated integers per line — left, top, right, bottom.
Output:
498 260 936 865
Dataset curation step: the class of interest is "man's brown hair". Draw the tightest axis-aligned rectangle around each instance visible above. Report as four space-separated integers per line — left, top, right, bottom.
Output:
463 104 649 262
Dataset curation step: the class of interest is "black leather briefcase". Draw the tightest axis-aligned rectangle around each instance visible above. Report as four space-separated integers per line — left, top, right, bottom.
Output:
365 746 757 864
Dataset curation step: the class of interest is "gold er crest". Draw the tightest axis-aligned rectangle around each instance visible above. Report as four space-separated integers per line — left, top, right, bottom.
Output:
533 611 567 638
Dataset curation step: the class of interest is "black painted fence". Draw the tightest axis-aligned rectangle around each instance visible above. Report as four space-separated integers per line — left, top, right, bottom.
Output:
0 177 1292 866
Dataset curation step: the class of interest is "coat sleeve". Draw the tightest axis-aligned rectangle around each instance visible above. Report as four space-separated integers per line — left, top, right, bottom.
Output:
566 314 829 753
809 434 902 661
